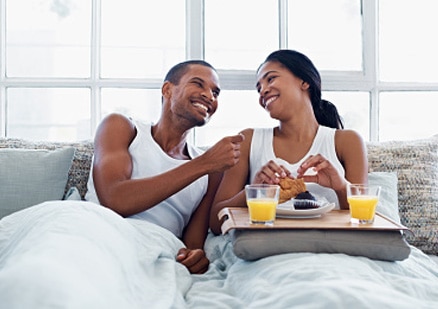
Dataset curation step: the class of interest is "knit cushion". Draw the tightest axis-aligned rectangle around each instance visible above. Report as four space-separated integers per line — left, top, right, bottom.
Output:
367 136 438 255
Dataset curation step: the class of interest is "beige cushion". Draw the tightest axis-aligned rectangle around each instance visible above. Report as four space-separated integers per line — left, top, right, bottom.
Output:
367 136 438 255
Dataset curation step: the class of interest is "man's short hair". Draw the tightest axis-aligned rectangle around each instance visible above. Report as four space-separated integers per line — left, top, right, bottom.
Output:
164 60 216 85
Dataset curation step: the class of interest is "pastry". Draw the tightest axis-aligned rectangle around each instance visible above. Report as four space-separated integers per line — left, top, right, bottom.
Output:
278 177 306 203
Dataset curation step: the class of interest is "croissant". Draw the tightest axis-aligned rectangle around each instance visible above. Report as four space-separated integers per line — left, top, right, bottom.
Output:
278 177 307 203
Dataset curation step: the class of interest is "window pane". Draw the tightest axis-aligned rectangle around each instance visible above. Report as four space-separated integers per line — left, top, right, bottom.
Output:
379 92 438 141
205 0 279 70
323 92 370 140
288 0 362 71
194 90 277 147
100 0 185 78
379 0 438 82
6 0 91 78
195 91 370 146
100 88 162 124
7 88 91 141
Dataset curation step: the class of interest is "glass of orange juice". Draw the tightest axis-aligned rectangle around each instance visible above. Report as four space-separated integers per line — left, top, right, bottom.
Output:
347 184 381 224
245 184 280 226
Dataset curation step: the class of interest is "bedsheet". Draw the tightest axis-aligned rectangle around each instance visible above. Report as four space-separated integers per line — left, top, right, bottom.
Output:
1 201 437 309
0 201 190 308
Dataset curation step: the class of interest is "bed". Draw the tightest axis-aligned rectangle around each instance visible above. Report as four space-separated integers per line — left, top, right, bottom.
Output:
1 137 438 308
0 200 437 308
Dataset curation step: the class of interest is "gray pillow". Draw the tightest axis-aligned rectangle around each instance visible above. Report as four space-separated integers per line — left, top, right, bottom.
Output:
231 229 410 261
229 172 410 261
64 186 82 201
0 147 75 219
369 171 400 223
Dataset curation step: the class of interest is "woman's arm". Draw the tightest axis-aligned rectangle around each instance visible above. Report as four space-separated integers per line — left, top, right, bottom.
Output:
334 129 369 209
296 129 368 209
209 129 253 235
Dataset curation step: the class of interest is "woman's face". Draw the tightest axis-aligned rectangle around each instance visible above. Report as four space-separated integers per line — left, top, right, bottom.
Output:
256 61 310 119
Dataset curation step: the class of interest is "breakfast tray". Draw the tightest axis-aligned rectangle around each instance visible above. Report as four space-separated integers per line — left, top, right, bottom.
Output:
219 207 410 235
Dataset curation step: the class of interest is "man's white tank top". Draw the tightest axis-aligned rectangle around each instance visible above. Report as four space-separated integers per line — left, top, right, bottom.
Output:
85 119 208 238
249 126 345 208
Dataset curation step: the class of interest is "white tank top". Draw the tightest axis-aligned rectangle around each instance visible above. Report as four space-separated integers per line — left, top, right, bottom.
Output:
86 119 208 237
249 126 345 208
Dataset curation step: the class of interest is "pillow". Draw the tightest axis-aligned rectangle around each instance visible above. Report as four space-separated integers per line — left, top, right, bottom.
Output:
228 172 410 261
0 147 75 219
64 186 82 201
231 229 410 262
0 138 94 200
369 172 400 224
367 136 438 255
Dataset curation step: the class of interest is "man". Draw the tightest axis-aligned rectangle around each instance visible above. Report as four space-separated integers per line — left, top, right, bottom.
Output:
85 60 244 274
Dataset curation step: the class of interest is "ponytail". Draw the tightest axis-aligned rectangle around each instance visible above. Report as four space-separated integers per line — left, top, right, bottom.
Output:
260 50 344 129
314 99 344 129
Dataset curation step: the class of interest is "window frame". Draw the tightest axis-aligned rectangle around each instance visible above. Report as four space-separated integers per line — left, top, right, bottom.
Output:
1 0 438 142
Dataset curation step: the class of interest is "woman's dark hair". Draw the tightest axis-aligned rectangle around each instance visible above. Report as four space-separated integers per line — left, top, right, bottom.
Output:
260 49 344 129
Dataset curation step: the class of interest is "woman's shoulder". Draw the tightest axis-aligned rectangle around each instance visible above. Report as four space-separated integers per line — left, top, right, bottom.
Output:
335 129 364 142
240 127 276 144
334 129 367 155
239 128 259 140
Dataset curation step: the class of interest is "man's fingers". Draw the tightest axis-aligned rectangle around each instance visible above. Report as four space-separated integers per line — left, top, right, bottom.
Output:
229 133 245 144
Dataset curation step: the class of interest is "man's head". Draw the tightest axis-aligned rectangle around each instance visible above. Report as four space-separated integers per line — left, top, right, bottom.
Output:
164 60 217 85
162 60 221 127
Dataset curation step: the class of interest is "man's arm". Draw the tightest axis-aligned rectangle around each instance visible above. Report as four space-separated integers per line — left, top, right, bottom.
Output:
182 172 223 249
92 113 244 217
175 172 223 274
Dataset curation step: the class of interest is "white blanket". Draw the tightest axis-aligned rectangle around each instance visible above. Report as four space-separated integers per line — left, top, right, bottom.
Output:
0 201 190 309
1 201 438 308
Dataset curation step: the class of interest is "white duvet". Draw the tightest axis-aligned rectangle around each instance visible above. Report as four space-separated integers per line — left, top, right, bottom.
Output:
0 201 437 308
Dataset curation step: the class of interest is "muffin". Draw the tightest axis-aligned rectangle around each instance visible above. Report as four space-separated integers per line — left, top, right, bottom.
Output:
293 190 321 209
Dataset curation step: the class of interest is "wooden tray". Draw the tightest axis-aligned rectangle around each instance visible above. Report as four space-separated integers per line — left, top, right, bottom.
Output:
219 207 410 235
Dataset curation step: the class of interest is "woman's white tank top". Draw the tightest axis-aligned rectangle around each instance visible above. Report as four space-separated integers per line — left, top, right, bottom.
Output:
249 126 345 208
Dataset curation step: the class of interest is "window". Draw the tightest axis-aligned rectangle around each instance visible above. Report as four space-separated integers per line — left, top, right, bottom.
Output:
100 0 185 79
204 0 278 71
6 0 91 78
287 0 363 71
1 0 437 143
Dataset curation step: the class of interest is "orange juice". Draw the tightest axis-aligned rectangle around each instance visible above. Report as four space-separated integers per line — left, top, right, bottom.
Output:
247 198 277 224
348 195 379 221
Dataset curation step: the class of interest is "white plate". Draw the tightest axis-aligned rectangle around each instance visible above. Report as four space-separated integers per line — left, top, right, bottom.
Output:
276 201 336 219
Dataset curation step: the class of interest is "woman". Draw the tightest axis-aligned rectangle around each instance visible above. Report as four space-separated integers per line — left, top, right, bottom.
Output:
210 49 368 235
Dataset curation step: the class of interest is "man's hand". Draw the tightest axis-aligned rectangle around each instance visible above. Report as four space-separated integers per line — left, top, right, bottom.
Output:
176 248 209 274
201 134 245 173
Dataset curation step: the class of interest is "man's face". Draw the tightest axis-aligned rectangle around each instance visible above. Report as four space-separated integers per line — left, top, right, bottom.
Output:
166 65 221 126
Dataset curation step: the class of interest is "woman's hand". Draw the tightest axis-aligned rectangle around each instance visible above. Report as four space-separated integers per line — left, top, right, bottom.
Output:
297 154 347 191
252 160 291 184
176 248 209 274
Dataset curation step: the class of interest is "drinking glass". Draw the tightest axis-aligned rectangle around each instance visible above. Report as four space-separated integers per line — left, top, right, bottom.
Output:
347 184 381 224
245 184 280 226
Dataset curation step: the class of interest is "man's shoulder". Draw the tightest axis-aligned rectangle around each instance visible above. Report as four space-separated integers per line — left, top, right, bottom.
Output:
95 113 138 147
100 113 135 130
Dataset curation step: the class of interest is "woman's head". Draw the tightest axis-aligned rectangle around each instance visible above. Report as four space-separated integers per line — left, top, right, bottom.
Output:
258 49 343 129
260 49 322 106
